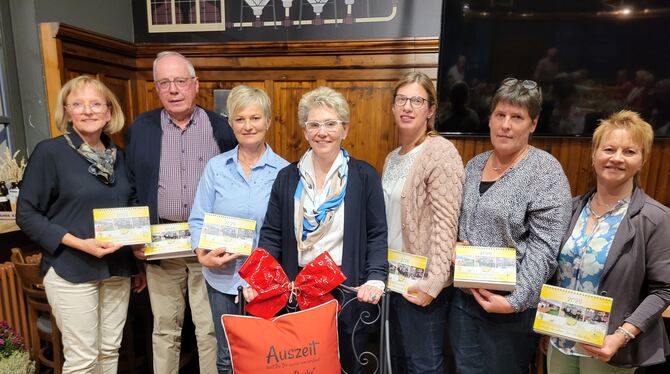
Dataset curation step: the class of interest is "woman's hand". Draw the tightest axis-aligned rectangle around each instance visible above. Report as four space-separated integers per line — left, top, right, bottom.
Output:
62 233 122 258
131 244 147 260
195 248 241 268
579 323 639 362
471 288 515 314
403 284 434 307
579 333 626 362
241 286 259 303
131 271 147 293
357 284 384 305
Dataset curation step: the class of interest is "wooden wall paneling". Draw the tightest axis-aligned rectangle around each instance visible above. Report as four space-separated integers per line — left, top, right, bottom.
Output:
100 75 134 147
40 24 670 206
272 81 317 163
40 23 65 137
329 81 398 171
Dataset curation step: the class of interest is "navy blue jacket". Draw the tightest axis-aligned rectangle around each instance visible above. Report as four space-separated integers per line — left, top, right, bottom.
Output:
258 157 388 287
125 107 237 223
17 130 137 282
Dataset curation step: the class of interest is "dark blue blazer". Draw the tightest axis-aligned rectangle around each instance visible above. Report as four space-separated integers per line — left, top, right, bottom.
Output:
124 107 237 223
258 157 388 287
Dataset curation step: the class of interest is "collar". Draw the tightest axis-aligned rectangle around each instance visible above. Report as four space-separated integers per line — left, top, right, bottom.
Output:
65 124 114 150
225 144 282 169
299 149 345 185
161 106 201 129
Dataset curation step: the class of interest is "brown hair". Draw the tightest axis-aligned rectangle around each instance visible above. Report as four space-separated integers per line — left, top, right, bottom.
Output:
393 72 438 135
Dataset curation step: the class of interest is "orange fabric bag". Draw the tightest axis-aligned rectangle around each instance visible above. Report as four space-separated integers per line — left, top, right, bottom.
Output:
222 299 341 374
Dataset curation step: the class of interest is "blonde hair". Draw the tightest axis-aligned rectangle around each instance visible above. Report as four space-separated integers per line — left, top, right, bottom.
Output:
227 85 271 123
393 72 438 135
298 86 350 125
592 110 654 185
54 75 124 134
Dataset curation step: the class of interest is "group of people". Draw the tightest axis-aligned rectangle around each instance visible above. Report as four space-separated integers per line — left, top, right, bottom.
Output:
15 50 670 374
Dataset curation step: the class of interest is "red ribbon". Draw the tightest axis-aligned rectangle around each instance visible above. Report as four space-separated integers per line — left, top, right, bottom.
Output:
239 247 347 319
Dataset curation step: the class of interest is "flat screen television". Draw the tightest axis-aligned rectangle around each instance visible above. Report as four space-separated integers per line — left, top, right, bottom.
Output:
436 0 670 137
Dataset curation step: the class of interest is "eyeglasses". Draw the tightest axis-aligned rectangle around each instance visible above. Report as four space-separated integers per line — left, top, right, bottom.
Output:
154 77 195 91
304 120 346 132
66 102 109 114
502 78 538 91
394 95 429 109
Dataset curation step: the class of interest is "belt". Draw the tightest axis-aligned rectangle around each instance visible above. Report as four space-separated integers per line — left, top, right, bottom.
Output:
158 218 181 224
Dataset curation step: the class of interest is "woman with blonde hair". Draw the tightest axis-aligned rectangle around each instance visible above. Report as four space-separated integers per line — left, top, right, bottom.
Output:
189 85 288 373
382 71 464 373
547 110 670 373
248 86 388 373
17 75 144 373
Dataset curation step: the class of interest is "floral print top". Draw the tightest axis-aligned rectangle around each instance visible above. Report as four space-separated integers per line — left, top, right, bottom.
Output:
551 195 629 355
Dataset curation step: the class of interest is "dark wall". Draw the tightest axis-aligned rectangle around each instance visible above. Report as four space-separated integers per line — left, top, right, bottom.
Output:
133 0 442 43
36 0 134 42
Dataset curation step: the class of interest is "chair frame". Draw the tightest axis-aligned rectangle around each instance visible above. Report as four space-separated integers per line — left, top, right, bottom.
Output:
11 248 64 374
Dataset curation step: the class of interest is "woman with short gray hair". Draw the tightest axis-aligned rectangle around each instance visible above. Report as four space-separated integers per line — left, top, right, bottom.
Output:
449 78 573 373
249 86 388 373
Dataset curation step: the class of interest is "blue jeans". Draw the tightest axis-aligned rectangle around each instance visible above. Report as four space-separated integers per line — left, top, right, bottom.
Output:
389 287 452 374
448 289 539 374
206 282 239 374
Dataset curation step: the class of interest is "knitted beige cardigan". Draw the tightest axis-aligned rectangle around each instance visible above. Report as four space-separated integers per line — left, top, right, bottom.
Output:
395 135 464 298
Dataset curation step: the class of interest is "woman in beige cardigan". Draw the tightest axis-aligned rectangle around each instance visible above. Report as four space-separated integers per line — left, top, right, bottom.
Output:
381 72 464 373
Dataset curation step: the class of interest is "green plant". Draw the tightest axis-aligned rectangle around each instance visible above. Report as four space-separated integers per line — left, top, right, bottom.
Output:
0 351 35 374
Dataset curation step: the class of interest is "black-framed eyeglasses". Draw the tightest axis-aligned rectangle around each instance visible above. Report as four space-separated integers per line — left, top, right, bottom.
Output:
394 95 429 109
154 77 195 91
304 120 346 132
65 102 109 114
502 78 538 90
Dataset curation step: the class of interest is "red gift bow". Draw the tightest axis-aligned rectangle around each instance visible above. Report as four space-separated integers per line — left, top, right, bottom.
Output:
239 247 347 319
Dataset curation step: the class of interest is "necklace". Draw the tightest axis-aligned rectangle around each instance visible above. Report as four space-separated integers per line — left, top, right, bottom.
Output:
589 193 628 220
490 146 529 172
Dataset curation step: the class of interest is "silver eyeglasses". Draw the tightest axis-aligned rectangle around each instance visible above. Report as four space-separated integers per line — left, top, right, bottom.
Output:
502 78 538 90
66 102 109 114
154 77 195 91
304 120 346 132
394 95 429 109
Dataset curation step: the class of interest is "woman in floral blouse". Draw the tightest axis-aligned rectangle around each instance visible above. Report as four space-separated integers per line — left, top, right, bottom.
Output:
548 110 670 373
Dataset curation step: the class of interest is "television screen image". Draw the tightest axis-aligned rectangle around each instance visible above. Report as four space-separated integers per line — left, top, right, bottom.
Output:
437 1 670 137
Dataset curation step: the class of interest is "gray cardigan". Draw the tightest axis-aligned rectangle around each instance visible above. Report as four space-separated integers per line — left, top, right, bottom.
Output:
562 187 670 367
458 147 572 312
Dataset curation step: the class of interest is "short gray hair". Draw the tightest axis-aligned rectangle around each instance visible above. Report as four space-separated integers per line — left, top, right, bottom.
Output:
490 79 543 119
298 87 350 126
227 85 272 122
153 51 196 80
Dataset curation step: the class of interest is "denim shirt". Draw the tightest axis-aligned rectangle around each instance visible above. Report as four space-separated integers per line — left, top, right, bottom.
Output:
552 196 629 355
189 145 289 295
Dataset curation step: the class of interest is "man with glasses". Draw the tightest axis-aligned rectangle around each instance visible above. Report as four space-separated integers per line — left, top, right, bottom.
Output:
125 51 236 374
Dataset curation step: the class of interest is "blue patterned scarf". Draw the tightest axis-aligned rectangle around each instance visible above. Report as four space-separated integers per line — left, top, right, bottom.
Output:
294 148 349 251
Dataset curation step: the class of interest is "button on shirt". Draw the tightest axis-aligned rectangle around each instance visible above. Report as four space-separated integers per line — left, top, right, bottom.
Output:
158 107 220 221
188 145 289 295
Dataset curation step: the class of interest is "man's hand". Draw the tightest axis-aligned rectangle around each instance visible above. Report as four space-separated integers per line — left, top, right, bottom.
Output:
131 244 147 260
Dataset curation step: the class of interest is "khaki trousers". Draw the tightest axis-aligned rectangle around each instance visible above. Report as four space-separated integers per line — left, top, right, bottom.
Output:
547 344 637 374
146 258 217 374
43 268 130 374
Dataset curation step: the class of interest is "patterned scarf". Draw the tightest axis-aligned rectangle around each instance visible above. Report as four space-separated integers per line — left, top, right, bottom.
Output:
294 148 349 252
63 132 117 184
